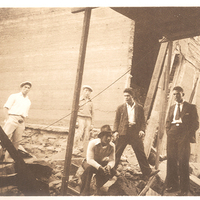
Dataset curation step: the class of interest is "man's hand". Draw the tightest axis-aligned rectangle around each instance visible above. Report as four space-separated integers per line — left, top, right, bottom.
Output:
139 130 145 138
104 165 111 176
112 132 119 142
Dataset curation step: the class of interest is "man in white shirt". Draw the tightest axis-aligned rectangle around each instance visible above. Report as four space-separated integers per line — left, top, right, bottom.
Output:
3 81 32 161
80 124 115 196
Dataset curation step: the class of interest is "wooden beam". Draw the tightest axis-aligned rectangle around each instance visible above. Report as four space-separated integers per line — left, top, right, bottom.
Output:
138 176 157 196
155 41 172 169
144 42 168 121
71 7 96 13
60 8 92 195
0 126 45 195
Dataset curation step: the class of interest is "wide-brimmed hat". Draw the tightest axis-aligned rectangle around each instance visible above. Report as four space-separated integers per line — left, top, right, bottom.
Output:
82 85 93 92
98 124 113 138
20 81 32 88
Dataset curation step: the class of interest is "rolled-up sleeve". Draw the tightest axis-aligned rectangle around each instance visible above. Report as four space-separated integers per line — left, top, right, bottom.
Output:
4 94 15 109
86 140 101 170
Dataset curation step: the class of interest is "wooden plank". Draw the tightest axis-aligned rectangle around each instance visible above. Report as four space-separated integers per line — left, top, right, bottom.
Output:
71 7 87 13
144 43 169 157
71 7 96 13
190 174 200 187
0 126 45 195
138 175 157 196
60 8 92 196
144 42 168 121
155 41 172 169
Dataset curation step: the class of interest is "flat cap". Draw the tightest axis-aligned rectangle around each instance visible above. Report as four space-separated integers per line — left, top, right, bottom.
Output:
82 85 93 92
20 81 32 88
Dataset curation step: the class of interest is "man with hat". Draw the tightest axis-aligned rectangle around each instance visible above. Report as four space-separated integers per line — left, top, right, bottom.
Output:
75 85 93 157
113 87 159 180
3 81 32 161
80 124 115 196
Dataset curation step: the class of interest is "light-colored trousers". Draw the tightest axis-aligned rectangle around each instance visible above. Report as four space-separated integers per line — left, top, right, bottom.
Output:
3 115 25 161
75 116 92 158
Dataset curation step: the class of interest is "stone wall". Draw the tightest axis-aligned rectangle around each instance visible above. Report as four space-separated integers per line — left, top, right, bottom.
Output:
0 8 134 128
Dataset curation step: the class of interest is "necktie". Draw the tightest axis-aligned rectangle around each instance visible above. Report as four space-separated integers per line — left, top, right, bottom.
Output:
175 103 181 120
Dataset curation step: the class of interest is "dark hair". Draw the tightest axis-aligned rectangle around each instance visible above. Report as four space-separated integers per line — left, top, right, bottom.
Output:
123 87 134 97
173 86 184 93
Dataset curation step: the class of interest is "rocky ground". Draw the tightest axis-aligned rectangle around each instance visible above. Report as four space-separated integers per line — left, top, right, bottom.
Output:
0 127 200 196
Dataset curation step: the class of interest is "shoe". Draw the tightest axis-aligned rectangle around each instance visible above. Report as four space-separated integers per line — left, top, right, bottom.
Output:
176 191 188 196
149 169 160 178
165 186 179 193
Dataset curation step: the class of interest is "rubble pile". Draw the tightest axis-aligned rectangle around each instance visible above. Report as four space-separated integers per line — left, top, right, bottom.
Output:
0 127 200 196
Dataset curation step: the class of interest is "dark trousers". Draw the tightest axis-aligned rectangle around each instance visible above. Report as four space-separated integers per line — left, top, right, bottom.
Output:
114 126 151 176
167 124 190 192
80 165 115 196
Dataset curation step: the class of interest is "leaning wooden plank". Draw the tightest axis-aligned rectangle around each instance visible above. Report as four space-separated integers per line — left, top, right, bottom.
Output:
67 186 80 195
144 42 168 121
143 73 163 157
138 175 157 196
0 126 48 195
190 174 200 195
190 174 200 187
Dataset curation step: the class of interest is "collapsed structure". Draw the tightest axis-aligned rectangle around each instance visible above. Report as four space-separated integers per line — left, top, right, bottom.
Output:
0 7 200 195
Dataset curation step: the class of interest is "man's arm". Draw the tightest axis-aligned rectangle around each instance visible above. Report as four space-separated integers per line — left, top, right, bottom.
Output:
191 104 199 131
86 139 101 170
113 106 121 133
166 106 173 133
139 105 146 132
3 107 9 121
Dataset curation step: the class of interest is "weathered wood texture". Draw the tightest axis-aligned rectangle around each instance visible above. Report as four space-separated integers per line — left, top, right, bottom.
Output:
144 42 168 121
143 43 168 157
0 8 134 127
61 8 92 195
0 126 48 195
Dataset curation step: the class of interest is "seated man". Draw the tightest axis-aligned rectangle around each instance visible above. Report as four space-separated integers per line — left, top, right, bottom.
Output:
80 124 115 196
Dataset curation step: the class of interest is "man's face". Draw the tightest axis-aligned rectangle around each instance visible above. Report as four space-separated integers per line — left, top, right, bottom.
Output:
83 88 91 98
173 89 184 103
124 92 133 105
21 84 31 96
101 134 112 146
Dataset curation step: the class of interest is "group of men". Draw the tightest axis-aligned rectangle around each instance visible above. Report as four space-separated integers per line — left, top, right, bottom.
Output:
78 85 199 196
1 82 199 196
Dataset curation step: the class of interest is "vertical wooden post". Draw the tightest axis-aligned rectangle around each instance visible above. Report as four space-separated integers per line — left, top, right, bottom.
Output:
155 41 172 169
61 8 92 195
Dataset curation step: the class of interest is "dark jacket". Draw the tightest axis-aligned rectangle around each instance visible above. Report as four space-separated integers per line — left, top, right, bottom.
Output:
113 103 146 136
166 101 199 143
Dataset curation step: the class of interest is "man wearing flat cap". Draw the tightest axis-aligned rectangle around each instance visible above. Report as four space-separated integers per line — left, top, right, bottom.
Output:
113 87 159 180
75 85 93 157
80 124 115 196
3 81 32 161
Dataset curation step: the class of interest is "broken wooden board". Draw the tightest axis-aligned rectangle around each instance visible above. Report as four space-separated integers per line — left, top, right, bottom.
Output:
0 126 49 195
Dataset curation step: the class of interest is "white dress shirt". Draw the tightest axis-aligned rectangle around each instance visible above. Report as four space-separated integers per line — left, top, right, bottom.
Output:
4 92 31 118
172 101 184 124
126 102 136 125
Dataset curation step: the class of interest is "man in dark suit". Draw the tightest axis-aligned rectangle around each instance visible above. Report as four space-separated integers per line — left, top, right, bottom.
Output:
165 86 199 196
113 87 159 180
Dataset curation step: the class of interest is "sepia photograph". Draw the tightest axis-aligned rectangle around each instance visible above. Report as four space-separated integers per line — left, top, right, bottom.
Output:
0 2 200 197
